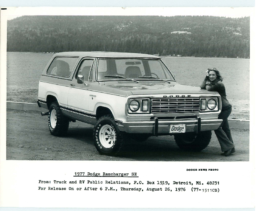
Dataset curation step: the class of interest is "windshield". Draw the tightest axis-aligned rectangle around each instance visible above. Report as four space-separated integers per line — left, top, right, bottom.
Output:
97 58 175 81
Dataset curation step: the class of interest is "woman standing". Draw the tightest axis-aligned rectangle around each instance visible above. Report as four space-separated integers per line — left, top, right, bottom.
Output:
200 68 235 156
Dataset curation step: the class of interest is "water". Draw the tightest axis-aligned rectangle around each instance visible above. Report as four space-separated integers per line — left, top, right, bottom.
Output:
7 52 53 90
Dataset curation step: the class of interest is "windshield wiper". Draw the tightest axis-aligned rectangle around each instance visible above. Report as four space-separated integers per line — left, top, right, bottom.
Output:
163 79 175 82
104 75 126 78
104 75 137 82
137 76 163 81
138 76 158 79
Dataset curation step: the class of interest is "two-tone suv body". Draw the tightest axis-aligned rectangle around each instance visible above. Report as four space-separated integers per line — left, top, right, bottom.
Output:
37 52 222 155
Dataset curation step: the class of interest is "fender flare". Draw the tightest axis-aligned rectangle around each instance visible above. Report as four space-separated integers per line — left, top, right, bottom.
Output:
95 103 116 119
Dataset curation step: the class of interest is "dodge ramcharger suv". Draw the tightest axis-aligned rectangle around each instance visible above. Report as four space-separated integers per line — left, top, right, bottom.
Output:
37 52 222 155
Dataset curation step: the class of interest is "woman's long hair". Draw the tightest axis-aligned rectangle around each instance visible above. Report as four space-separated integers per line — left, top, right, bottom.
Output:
207 68 223 82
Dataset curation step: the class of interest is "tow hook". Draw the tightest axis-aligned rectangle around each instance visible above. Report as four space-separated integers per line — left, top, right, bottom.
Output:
41 111 49 116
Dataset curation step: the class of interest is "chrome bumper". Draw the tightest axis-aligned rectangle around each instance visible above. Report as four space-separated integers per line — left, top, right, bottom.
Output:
117 118 222 135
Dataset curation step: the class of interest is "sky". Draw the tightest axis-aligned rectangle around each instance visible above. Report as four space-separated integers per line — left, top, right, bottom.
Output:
6 7 252 20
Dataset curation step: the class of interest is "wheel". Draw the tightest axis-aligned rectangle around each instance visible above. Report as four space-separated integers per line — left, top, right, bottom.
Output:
48 102 69 136
93 115 125 155
130 134 150 142
174 131 211 151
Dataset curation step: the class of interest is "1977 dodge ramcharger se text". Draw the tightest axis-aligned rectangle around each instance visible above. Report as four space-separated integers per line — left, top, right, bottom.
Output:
37 52 223 155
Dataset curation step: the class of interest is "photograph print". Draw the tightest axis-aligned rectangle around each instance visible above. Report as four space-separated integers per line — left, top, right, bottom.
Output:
6 10 250 161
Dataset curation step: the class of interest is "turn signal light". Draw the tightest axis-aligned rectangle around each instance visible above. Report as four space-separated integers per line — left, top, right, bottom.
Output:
142 100 149 111
201 99 206 110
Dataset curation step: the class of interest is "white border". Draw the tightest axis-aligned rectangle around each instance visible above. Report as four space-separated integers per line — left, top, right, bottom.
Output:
0 6 257 211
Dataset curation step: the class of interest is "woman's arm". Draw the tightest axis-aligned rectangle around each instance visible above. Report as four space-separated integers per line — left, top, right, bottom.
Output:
206 84 211 91
206 81 225 92
200 77 209 89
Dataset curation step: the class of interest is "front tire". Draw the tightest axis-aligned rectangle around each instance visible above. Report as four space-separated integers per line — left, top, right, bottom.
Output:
174 131 211 151
48 102 69 136
93 115 124 155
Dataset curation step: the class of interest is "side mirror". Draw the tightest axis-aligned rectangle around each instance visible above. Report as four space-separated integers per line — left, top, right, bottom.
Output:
77 74 84 84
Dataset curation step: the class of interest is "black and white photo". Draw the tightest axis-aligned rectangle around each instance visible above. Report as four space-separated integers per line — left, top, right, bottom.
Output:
0 7 255 209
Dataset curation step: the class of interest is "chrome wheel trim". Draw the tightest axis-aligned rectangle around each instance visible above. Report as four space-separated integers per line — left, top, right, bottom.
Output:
50 109 57 129
99 124 116 148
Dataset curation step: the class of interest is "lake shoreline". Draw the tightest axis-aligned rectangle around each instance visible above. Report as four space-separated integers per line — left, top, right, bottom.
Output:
7 51 250 60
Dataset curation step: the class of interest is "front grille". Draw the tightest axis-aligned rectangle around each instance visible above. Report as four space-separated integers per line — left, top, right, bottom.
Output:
151 97 200 113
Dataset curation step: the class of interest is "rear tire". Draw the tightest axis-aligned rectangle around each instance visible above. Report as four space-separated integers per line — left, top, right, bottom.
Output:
48 102 69 136
93 115 125 155
174 131 211 151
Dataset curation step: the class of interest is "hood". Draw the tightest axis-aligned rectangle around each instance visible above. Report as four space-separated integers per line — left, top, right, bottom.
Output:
99 81 213 96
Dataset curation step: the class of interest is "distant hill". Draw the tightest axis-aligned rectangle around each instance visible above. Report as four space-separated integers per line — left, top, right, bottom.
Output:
7 16 250 58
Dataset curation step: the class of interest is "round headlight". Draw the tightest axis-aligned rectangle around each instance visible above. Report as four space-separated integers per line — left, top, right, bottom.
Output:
207 99 217 110
129 100 140 112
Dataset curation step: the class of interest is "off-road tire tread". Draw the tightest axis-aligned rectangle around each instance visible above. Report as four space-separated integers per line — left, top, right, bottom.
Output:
93 114 125 156
48 102 69 136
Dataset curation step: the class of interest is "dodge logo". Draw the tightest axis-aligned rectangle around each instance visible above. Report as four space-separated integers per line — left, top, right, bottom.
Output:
163 95 191 98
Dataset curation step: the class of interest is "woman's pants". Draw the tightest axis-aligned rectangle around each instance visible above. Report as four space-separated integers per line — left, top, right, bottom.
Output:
214 106 234 152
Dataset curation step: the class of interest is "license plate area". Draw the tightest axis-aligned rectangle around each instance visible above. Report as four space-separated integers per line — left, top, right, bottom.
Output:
169 124 186 133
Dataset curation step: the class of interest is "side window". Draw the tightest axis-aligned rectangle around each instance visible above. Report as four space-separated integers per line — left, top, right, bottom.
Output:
47 57 78 78
77 60 94 81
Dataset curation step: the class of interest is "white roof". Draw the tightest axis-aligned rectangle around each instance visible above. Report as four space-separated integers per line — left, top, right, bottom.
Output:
54 51 160 58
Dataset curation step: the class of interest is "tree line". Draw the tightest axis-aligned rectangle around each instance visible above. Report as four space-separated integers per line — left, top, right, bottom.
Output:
7 16 250 58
